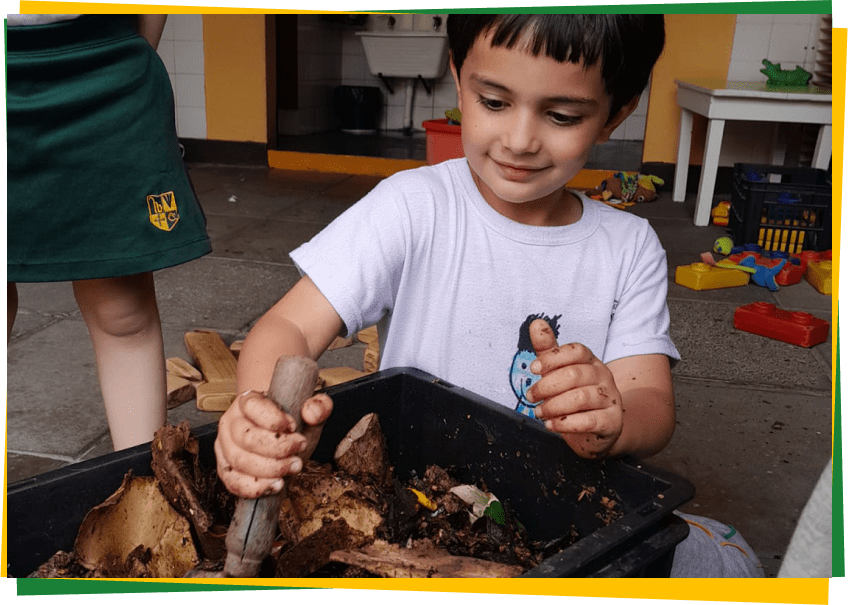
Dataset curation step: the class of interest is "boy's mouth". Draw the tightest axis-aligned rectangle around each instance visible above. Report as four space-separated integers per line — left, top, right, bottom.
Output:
492 158 547 181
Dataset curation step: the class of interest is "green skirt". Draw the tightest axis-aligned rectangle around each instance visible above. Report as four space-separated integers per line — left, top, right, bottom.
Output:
6 15 211 282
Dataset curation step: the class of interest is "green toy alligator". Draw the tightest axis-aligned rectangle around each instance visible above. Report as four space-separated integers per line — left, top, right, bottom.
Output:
760 59 813 87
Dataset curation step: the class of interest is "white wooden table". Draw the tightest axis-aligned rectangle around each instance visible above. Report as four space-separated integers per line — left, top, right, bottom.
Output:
673 78 832 226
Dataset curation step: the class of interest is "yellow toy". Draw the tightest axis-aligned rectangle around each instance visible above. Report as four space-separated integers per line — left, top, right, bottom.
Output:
711 201 731 226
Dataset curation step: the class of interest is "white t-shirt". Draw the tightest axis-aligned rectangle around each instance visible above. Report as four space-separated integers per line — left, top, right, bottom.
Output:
292 159 679 418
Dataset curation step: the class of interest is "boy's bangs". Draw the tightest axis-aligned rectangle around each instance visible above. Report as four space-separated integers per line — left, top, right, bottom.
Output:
484 15 608 70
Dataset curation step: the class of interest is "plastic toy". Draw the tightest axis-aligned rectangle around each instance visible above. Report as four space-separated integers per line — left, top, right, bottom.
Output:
728 250 804 286
806 259 832 295
445 108 462 125
591 172 664 207
760 59 813 87
711 201 731 226
675 263 750 290
714 236 734 255
733 302 829 348
737 255 786 291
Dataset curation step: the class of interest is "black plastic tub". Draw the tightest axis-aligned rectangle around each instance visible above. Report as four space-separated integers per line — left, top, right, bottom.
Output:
7 368 693 578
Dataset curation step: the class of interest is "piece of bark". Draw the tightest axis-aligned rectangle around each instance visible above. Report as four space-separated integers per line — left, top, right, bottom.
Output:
74 472 199 578
278 461 386 545
166 357 203 382
363 339 380 373
318 366 369 387
167 374 196 409
329 539 523 578
356 325 378 345
334 412 391 486
275 518 369 577
150 422 230 561
183 330 237 411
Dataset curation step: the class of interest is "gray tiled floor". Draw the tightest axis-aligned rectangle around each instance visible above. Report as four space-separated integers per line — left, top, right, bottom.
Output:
6 162 833 577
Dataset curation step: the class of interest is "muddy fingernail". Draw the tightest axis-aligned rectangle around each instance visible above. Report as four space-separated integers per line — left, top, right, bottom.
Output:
270 479 284 492
289 458 303 473
530 361 541 374
544 420 554 431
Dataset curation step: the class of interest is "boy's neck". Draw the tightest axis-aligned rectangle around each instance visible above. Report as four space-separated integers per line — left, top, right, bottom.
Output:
470 168 584 227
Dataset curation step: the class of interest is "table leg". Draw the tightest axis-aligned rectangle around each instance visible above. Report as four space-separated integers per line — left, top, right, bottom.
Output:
694 118 725 227
673 108 693 202
812 124 832 171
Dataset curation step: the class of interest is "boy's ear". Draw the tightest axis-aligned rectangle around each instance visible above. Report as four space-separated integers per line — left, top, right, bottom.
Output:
449 54 463 113
596 95 641 144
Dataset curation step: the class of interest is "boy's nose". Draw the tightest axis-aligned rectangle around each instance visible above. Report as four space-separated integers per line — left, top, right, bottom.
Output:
502 112 540 154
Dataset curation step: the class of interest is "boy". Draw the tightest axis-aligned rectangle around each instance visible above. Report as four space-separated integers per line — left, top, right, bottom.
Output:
216 15 761 577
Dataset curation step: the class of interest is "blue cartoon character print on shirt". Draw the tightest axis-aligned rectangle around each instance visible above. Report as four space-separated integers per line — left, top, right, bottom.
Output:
512 313 561 419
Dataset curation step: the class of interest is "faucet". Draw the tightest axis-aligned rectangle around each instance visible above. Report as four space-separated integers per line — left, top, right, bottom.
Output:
433 16 442 31
387 16 395 30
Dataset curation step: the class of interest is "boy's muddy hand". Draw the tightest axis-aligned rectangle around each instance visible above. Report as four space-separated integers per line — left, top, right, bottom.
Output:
525 319 623 458
215 390 333 498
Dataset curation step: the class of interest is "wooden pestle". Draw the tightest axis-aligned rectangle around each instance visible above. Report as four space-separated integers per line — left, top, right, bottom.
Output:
190 355 320 578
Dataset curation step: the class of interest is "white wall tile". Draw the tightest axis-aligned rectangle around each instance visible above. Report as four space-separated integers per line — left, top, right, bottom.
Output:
171 14 203 42
767 24 812 64
622 115 647 141
176 105 207 139
161 16 175 42
736 14 774 25
157 39 176 74
174 40 205 75
174 74 206 108
730 23 772 63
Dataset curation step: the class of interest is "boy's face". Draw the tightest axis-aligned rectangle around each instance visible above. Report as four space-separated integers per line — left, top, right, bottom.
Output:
451 32 637 225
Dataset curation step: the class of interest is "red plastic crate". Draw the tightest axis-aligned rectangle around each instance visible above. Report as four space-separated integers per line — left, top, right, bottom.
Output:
422 119 463 165
733 302 829 347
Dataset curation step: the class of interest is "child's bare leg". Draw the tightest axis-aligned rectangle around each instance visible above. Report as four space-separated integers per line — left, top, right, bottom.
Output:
8 282 18 342
73 272 167 450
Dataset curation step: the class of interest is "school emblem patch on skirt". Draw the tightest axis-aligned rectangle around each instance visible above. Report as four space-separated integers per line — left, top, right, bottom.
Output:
147 192 180 231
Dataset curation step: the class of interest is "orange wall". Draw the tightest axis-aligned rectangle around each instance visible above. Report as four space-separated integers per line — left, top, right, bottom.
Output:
643 14 737 165
203 15 268 143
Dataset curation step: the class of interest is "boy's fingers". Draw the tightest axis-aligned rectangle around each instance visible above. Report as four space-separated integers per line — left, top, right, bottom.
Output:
301 393 333 426
239 390 298 433
532 343 596 375
529 318 559 355
536 384 609 418
215 436 303 491
527 363 600 403
226 413 308 459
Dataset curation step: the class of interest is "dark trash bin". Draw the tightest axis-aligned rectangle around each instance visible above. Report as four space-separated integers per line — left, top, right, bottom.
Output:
334 85 382 134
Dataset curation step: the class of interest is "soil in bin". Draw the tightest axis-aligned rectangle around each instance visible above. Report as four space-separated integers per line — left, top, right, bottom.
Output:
29 418 624 578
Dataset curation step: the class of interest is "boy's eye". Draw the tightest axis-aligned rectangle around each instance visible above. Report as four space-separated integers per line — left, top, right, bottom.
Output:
477 95 505 111
549 111 582 126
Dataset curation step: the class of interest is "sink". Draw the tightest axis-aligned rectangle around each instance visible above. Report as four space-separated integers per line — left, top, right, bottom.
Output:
356 31 449 79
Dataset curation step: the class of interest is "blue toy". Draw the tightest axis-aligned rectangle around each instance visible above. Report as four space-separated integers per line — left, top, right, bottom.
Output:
738 256 787 292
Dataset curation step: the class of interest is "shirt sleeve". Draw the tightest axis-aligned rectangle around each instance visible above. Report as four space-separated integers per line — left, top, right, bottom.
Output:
603 222 680 365
289 178 409 338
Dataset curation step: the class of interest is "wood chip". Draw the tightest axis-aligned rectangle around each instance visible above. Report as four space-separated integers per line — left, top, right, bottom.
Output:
183 331 238 411
329 539 523 578
166 374 196 409
356 325 378 345
327 336 353 350
166 357 203 383
363 339 380 373
318 367 369 387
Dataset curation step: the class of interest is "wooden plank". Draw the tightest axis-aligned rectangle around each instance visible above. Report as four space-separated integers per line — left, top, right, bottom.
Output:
183 331 238 412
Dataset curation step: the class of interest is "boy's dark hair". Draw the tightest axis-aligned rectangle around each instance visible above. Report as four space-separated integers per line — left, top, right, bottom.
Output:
447 14 665 120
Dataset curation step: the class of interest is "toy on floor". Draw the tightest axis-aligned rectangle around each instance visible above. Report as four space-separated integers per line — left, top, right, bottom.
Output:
699 252 755 274
806 259 832 295
590 172 664 209
711 201 731 226
734 302 828 348
675 262 750 290
760 59 813 87
737 256 786 291
727 250 805 286
713 236 734 255
445 108 462 125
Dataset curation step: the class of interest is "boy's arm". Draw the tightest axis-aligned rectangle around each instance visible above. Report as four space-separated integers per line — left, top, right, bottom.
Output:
137 15 168 50
216 276 343 498
527 319 674 459
605 353 675 457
